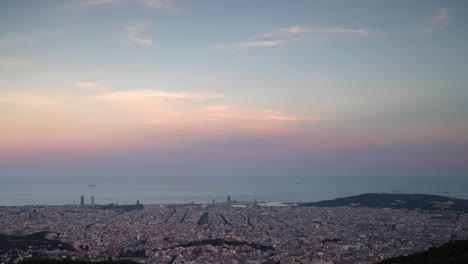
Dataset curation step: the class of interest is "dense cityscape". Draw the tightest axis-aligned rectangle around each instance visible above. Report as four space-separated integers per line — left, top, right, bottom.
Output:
1 195 467 264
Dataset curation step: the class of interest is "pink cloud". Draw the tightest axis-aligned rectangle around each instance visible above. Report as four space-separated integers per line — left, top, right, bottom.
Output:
425 8 453 33
0 90 331 157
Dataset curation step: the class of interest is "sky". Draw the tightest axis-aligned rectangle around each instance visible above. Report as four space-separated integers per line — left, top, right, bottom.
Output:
1 0 467 180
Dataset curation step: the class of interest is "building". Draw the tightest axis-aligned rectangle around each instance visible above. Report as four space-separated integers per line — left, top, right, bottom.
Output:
227 195 231 205
91 196 95 206
80 195 84 206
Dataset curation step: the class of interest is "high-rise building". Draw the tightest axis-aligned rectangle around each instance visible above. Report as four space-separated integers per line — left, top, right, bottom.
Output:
227 195 231 205
91 196 95 206
80 195 84 206
137 200 140 206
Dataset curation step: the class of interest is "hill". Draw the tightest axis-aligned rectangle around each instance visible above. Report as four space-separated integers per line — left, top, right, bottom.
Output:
19 260 136 264
300 193 468 213
376 239 468 264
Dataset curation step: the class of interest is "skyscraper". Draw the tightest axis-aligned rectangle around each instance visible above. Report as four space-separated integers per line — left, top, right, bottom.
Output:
80 195 84 206
227 195 231 205
91 196 95 206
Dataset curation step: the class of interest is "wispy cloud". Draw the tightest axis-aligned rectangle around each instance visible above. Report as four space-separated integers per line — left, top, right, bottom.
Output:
79 0 172 10
80 0 118 5
255 25 369 39
76 82 104 89
124 22 152 46
265 114 330 121
255 25 309 38
94 89 224 101
229 25 369 51
421 8 453 34
140 0 172 10
235 40 284 48
194 105 331 125
0 88 331 154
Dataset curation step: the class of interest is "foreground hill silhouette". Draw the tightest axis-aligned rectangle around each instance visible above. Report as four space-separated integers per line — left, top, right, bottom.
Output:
19 260 136 264
17 240 468 264
300 193 468 213
376 239 468 264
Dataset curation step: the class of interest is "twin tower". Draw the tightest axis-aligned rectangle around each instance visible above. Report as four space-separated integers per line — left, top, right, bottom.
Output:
80 195 95 206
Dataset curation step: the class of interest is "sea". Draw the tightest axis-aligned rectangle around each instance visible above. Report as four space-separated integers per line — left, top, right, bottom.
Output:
0 176 467 206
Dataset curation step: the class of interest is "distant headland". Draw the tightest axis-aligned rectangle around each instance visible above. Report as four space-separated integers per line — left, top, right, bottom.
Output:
300 193 468 213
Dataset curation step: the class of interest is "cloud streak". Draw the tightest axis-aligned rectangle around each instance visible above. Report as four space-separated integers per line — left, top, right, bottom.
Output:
80 0 117 5
229 7 451 51
423 8 453 34
402 7 454 36
140 0 172 10
124 23 152 46
93 89 225 101
230 25 369 51
234 40 284 48
76 82 103 89
0 88 330 155
79 0 172 10
255 25 369 39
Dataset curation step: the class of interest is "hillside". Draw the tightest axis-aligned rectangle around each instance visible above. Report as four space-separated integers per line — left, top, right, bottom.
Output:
19 260 136 264
376 239 468 264
300 193 468 213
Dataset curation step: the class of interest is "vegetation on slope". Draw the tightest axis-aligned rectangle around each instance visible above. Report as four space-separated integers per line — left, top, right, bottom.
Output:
377 239 468 264
19 260 136 264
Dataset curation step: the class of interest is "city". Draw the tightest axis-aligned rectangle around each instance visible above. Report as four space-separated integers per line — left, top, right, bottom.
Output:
1 195 467 264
